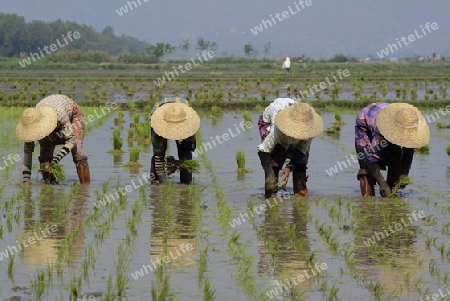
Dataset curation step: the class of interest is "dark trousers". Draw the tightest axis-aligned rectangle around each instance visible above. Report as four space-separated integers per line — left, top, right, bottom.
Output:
259 145 309 194
150 128 196 184
356 143 412 189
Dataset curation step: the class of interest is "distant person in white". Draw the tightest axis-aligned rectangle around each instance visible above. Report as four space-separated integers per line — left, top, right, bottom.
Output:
282 57 291 76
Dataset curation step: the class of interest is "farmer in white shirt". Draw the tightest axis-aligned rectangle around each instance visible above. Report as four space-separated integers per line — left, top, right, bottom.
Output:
257 100 323 198
282 57 291 75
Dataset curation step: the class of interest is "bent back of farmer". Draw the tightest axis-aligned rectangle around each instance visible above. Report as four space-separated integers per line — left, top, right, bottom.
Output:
150 95 200 184
355 102 430 197
16 94 90 184
257 99 323 198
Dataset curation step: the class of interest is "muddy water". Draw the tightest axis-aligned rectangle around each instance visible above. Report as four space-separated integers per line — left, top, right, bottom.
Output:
1 110 450 300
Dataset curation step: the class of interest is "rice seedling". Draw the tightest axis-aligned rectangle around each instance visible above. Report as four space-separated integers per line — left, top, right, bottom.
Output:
198 244 210 285
127 128 135 140
446 145 450 156
203 278 217 301
211 105 222 117
236 150 251 173
437 122 450 129
151 266 173 301
109 128 124 154
242 110 252 123
7 250 14 281
416 145 430 154
124 148 142 167
255 104 263 112
136 122 151 143
115 244 130 296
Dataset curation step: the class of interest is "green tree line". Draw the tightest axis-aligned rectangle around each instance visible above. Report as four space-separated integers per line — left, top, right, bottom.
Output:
0 12 150 58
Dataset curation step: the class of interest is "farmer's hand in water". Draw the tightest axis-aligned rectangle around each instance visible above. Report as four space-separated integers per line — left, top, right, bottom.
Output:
280 168 291 186
398 175 408 189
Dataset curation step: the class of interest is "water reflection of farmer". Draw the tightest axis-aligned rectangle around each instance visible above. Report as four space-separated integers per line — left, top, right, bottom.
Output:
18 184 88 265
257 100 323 198
15 94 91 184
150 96 200 184
149 186 197 269
353 197 425 296
355 103 430 196
258 197 312 297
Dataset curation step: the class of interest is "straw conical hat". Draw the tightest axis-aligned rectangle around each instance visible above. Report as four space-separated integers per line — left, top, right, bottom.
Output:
274 103 323 139
151 103 200 140
376 103 430 148
16 106 58 142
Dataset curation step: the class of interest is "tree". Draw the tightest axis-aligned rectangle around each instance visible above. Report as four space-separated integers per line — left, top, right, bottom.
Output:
263 42 271 61
145 43 176 60
196 38 210 52
102 26 115 37
179 38 190 58
244 42 256 58
210 41 218 52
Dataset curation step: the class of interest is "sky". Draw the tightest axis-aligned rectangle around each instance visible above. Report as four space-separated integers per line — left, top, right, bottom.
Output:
1 0 449 59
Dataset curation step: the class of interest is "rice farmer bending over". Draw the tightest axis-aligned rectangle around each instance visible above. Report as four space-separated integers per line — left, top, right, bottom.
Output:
355 102 429 197
257 99 323 198
15 94 91 184
150 96 200 184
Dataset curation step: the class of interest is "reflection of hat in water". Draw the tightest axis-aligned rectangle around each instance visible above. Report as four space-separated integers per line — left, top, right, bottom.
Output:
376 103 430 148
275 103 323 139
151 238 197 268
15 231 59 265
151 103 200 140
16 106 58 142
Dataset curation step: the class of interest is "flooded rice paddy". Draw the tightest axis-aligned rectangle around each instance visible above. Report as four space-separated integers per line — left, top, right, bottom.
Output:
0 107 450 301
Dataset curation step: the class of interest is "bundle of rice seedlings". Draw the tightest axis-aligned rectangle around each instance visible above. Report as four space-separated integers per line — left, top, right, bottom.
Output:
109 129 124 154
181 160 200 173
242 111 252 123
114 112 126 125
49 164 66 181
416 145 430 154
124 148 142 167
255 104 263 112
165 156 200 175
236 150 251 173
211 106 221 117
40 163 66 181
390 176 412 197
334 112 345 126
325 124 341 135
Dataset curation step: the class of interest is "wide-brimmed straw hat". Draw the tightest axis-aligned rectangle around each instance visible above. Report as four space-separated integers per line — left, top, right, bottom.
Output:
274 102 323 139
376 103 430 148
151 103 200 140
15 106 58 142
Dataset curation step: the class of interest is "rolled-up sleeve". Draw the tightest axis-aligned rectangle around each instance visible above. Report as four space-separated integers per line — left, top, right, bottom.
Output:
52 117 76 163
